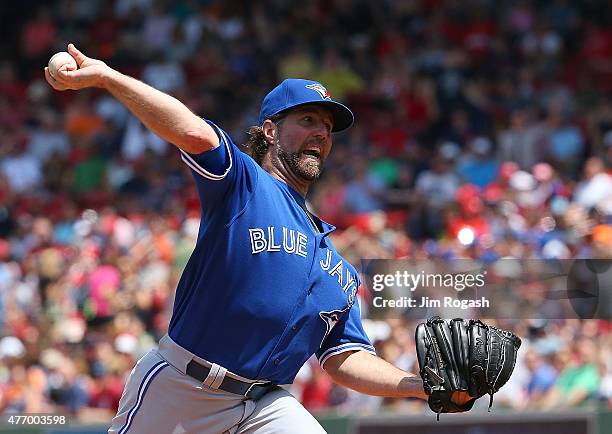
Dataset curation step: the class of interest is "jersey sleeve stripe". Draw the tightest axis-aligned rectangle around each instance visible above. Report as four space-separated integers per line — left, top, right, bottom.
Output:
318 343 376 367
319 342 376 359
118 360 168 434
179 124 233 181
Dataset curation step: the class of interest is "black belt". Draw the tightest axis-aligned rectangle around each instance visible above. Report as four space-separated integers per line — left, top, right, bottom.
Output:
186 360 275 400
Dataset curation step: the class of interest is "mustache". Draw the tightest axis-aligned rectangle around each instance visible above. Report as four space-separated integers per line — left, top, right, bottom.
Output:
299 139 325 151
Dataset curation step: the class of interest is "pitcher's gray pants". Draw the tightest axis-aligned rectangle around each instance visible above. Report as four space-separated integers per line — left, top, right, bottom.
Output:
108 335 326 434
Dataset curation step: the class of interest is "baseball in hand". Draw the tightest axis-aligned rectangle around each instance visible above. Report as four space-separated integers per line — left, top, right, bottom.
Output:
48 52 77 78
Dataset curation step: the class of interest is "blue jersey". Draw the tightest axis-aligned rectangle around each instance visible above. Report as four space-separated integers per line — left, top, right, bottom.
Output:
168 121 375 384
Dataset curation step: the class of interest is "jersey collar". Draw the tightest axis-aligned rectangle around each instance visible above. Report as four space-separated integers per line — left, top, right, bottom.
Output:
273 178 336 236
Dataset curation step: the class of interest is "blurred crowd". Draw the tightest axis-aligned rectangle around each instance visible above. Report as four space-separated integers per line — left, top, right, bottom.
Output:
1 0 612 421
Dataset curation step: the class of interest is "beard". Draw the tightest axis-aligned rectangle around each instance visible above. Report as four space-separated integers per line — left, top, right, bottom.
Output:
275 140 324 181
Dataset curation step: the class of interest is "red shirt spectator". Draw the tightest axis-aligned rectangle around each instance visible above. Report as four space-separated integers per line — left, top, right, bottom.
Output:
21 7 56 58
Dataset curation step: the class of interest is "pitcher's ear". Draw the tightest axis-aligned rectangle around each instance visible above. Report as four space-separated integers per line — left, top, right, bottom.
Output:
262 119 276 144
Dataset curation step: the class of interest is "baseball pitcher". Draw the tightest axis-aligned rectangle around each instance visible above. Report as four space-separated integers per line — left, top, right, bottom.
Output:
45 44 520 434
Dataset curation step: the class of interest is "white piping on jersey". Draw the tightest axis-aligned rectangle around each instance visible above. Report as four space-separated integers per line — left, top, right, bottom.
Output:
180 124 233 181
318 343 376 368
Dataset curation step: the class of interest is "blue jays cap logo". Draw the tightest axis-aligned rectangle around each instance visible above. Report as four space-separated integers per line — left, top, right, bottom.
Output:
305 83 331 100
260 78 354 132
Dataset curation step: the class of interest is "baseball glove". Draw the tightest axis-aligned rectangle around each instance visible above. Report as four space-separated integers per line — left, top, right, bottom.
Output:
415 317 521 419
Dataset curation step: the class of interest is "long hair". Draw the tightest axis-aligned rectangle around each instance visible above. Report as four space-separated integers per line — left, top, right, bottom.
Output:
243 114 285 165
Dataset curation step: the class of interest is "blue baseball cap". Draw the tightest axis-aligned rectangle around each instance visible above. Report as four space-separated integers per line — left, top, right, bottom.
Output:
259 79 354 132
